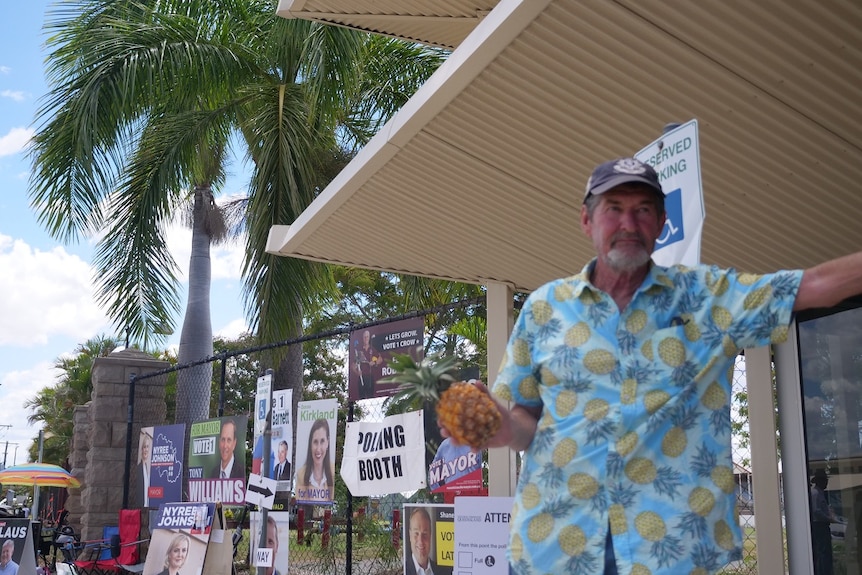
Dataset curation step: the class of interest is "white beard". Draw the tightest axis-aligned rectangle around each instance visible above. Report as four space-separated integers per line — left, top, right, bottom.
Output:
606 247 652 272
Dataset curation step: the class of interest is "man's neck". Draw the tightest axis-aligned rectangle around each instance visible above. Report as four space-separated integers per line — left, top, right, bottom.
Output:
590 260 650 311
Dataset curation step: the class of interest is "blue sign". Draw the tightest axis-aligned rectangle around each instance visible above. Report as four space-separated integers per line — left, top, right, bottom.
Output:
655 187 683 248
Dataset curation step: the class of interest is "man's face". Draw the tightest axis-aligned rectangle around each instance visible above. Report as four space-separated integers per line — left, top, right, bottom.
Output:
220 422 237 465
581 187 665 273
409 511 432 567
266 521 279 575
278 443 287 464
1 543 12 565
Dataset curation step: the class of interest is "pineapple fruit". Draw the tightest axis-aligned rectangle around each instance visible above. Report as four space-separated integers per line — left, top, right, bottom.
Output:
383 353 502 448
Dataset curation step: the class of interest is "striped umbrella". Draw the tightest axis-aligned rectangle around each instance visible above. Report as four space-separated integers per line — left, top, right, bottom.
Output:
0 462 81 488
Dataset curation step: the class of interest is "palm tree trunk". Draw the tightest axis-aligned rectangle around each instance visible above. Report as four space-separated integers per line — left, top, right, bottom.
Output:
175 184 215 424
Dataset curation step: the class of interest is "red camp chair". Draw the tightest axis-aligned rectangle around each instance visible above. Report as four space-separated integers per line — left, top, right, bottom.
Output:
73 509 143 575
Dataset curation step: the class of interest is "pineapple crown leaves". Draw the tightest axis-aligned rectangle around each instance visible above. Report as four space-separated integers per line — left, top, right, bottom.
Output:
381 352 461 404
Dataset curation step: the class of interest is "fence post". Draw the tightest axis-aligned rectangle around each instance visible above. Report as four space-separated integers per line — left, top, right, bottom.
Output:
392 508 400 549
297 508 305 545
122 373 137 510
322 508 331 548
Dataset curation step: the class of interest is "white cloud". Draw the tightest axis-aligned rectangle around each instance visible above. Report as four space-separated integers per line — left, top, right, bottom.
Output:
1 90 25 102
0 127 33 157
0 234 112 347
215 318 249 339
0 66 10 74
165 220 244 283
0 361 61 458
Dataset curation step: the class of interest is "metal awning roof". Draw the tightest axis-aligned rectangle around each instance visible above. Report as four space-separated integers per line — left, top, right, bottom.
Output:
269 0 862 294
275 0 497 50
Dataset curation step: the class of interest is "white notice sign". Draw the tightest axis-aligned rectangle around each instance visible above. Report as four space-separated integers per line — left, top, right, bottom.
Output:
454 496 515 575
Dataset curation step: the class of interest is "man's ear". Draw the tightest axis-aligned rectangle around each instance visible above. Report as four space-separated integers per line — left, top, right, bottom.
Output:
580 204 591 235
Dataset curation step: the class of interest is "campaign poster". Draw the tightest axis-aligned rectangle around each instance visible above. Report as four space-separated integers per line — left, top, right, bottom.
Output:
142 502 215 575
294 399 338 505
270 390 294 510
0 518 37 574
252 374 272 477
429 438 483 493
252 385 294 511
454 497 514 575
149 423 185 506
403 504 454 575
348 317 425 400
341 410 427 497
250 511 290 575
188 416 248 505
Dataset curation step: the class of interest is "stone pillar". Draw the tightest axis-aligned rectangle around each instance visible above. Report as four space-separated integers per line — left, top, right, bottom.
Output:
64 404 90 536
79 348 168 541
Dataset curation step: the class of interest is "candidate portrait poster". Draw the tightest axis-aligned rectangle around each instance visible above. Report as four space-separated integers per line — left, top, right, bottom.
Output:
348 317 424 401
252 386 294 511
142 502 215 575
148 423 185 507
250 511 290 575
403 504 454 575
294 399 338 505
0 518 37 574
188 416 248 505
341 410 427 497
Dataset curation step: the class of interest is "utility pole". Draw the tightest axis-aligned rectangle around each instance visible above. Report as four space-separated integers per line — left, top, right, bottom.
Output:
0 426 13 469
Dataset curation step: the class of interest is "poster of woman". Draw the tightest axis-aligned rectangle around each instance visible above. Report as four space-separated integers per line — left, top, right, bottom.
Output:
294 399 338 505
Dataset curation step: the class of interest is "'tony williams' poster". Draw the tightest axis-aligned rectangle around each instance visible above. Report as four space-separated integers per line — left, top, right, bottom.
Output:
348 317 424 401
188 416 248 504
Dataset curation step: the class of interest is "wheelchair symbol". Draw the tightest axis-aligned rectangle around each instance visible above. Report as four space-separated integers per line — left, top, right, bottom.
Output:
656 218 680 246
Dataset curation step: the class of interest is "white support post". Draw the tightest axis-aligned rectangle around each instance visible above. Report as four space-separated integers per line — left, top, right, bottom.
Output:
485 282 515 496
746 345 786 575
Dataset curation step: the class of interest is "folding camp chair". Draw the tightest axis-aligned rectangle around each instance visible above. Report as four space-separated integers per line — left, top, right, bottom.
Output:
72 510 145 575
108 509 146 573
72 526 118 575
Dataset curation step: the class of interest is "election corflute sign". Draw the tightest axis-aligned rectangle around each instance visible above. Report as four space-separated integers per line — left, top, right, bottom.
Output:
187 416 248 505
143 502 231 575
341 410 427 497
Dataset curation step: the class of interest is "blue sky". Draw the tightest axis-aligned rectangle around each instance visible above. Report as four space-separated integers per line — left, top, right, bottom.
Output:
0 2 250 462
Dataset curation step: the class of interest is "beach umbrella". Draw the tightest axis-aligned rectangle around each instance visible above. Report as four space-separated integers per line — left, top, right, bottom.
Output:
0 462 81 488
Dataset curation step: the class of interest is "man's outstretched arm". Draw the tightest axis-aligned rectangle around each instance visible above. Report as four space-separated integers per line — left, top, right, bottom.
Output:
795 250 862 311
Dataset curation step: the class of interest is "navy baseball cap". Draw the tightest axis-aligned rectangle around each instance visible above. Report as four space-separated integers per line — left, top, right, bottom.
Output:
584 157 663 201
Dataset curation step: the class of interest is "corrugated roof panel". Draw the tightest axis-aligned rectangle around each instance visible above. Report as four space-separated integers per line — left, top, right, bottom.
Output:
271 0 862 292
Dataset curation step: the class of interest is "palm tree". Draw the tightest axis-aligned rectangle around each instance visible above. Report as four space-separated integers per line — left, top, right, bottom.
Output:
29 0 447 424
25 335 119 463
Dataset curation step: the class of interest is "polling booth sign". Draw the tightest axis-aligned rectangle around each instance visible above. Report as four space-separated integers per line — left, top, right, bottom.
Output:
341 411 427 497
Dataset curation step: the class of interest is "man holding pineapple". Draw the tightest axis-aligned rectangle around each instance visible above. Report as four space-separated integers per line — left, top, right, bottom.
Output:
446 157 862 575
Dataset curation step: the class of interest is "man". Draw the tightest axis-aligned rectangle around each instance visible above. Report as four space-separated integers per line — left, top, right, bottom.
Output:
273 440 291 481
405 507 436 575
0 539 18 575
262 515 282 575
466 157 862 575
211 419 243 479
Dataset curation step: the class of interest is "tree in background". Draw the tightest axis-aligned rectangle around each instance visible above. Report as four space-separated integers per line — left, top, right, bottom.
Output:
29 0 448 427
24 335 120 464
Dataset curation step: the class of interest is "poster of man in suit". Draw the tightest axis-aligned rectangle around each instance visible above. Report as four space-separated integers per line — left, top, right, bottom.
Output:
187 416 248 504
